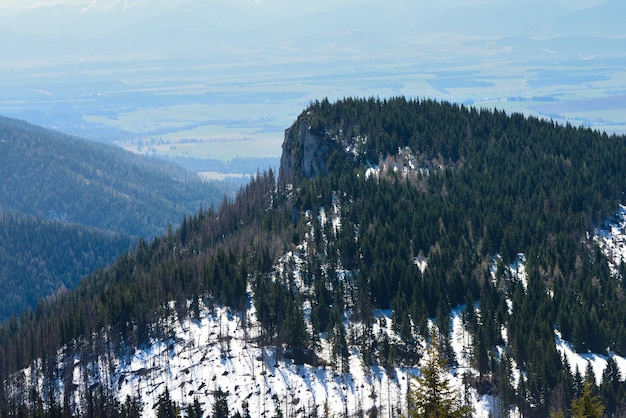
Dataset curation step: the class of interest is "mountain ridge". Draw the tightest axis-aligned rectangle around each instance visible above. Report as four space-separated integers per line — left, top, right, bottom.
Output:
2 98 626 416
0 115 223 238
0 115 230 321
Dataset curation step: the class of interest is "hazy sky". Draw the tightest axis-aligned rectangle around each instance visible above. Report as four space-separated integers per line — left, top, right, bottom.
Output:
0 0 620 69
0 0 608 16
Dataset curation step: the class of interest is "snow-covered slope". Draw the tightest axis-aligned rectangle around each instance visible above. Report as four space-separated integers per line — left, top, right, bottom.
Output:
10 188 626 417
20 301 502 417
11 208 500 417
104 305 413 418
593 204 626 276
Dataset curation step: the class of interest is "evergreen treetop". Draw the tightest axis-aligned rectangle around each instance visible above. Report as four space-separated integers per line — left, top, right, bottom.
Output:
406 343 472 418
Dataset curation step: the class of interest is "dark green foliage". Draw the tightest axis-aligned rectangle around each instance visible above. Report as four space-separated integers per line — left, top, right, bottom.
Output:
120 395 143 418
0 116 227 238
0 212 133 321
0 116 231 320
287 97 626 413
253 271 310 363
185 398 204 418
406 343 472 417
2 98 626 416
0 171 288 387
600 356 622 416
570 381 604 418
156 388 180 418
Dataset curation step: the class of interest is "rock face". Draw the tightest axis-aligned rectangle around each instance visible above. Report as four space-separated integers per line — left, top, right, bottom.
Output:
278 113 332 186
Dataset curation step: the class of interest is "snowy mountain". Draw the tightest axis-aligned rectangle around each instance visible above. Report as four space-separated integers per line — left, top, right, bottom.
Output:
10 204 626 418
4 98 626 417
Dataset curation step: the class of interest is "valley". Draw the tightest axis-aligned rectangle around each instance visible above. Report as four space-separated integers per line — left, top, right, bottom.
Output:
3 55 626 152
0 116 232 321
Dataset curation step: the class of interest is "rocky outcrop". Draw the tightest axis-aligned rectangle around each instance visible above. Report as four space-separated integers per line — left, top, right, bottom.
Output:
278 113 333 187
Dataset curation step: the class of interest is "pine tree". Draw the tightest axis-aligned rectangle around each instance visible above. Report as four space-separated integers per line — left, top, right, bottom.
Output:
406 343 472 418
183 398 203 418
331 318 350 373
212 387 229 418
156 388 180 418
120 395 143 418
600 355 621 416
569 380 604 418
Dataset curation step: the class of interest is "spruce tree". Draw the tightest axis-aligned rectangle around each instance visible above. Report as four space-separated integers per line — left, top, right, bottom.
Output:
569 380 604 418
406 343 471 418
212 387 229 418
156 388 180 418
600 355 621 416
185 398 203 418
120 395 143 418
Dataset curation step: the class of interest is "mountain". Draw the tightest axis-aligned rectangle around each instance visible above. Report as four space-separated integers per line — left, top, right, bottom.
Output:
552 0 626 37
2 98 626 416
0 212 133 322
0 116 225 238
0 116 230 321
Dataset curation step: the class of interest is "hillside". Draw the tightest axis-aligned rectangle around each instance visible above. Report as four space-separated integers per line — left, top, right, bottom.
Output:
0 116 227 238
0 212 133 322
2 98 626 417
0 116 231 320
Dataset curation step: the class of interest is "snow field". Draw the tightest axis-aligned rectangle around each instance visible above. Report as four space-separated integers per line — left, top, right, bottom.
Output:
112 305 414 418
12 196 626 417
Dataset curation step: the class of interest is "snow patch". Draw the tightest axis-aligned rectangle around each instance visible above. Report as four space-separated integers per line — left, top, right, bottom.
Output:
365 165 380 180
593 204 626 276
491 253 527 290
413 256 428 274
555 330 626 386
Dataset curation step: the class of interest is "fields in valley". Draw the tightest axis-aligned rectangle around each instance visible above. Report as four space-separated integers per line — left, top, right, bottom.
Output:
1 40 625 170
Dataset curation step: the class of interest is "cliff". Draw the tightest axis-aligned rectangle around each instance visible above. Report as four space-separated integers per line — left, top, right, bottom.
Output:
278 112 333 186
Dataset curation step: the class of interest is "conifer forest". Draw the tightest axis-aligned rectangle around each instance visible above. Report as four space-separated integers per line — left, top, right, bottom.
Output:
2 98 626 417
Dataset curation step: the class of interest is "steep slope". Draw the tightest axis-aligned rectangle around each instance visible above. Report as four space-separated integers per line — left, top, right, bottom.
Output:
0 212 133 322
0 116 224 238
0 116 229 320
2 98 626 416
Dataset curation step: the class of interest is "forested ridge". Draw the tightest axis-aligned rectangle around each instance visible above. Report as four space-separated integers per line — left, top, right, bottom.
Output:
2 98 626 416
0 116 230 321
0 116 228 238
291 98 626 415
0 212 133 322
